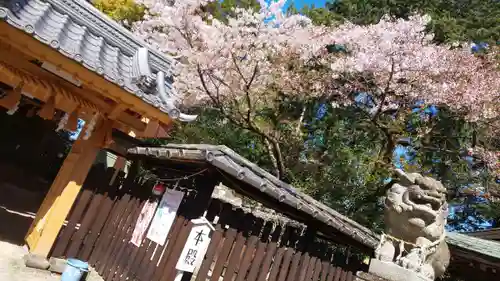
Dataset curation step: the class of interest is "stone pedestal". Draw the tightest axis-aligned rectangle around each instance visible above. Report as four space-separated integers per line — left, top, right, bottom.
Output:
355 271 391 281
366 259 431 281
24 253 50 270
48 257 67 273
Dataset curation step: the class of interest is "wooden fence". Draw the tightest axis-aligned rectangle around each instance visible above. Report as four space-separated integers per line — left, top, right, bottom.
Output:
50 165 367 281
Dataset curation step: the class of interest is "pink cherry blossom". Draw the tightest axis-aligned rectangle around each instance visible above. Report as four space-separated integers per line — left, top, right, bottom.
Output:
133 0 499 175
331 16 499 117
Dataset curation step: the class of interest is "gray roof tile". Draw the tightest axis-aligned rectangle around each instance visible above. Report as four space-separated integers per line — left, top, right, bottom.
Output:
0 0 197 122
447 231 500 260
128 143 380 250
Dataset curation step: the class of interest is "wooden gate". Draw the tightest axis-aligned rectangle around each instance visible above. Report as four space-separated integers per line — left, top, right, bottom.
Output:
51 165 367 281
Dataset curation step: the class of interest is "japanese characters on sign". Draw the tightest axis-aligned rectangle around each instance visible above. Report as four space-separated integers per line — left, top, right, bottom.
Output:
175 218 214 273
130 199 158 247
146 189 184 245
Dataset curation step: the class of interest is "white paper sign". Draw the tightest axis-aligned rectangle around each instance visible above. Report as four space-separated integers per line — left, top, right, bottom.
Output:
175 219 214 273
130 199 158 247
146 189 184 245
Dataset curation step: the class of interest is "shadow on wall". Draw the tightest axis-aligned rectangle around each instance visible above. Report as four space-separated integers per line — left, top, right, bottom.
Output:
0 182 46 246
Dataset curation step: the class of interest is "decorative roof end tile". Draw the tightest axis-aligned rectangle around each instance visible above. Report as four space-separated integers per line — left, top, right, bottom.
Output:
156 69 197 122
131 47 155 94
0 0 196 122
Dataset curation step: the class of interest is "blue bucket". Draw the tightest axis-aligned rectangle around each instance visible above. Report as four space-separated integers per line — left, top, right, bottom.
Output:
61 258 89 281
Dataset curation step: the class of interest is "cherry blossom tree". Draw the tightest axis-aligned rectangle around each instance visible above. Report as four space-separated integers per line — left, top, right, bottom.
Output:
327 19 500 176
133 0 499 179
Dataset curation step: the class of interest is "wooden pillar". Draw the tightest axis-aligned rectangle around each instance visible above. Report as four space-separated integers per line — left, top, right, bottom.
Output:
109 156 126 186
25 117 110 257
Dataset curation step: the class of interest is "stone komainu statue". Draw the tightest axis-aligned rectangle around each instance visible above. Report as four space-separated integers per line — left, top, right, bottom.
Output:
374 170 450 280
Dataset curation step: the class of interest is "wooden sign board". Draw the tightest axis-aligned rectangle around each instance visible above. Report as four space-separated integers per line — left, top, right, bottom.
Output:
175 218 214 273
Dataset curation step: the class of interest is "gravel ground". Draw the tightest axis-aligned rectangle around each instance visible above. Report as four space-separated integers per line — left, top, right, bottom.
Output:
0 241 103 281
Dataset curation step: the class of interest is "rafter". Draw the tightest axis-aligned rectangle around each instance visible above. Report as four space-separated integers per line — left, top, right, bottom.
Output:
0 41 147 132
0 22 173 129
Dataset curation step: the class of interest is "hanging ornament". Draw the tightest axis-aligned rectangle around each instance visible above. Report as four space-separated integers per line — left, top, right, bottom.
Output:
38 94 56 120
152 183 165 196
56 113 69 131
83 113 99 140
6 101 19 115
65 106 80 131
0 81 23 110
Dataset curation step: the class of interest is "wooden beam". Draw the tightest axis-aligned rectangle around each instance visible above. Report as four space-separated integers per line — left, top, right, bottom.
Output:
0 58 96 113
0 63 22 86
0 42 147 132
0 22 173 128
157 122 172 139
450 247 500 270
141 118 161 138
109 156 127 186
106 142 128 157
139 118 172 139
0 81 23 110
108 103 128 120
25 117 108 257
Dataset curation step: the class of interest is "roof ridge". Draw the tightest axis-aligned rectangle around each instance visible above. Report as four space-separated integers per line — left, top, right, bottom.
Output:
48 0 176 72
214 145 375 234
446 231 500 260
128 144 379 249
1 0 197 120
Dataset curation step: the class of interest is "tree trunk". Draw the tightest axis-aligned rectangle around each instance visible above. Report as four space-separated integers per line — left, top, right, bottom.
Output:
270 139 287 180
264 138 281 179
296 106 306 136
262 136 286 180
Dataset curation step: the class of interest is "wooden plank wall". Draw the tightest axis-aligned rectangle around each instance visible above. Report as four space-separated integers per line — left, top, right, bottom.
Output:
50 166 367 281
192 201 363 281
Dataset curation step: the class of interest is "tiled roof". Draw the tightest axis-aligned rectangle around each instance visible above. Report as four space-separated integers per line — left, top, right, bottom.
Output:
128 143 379 250
128 143 500 257
0 0 196 122
447 231 500 260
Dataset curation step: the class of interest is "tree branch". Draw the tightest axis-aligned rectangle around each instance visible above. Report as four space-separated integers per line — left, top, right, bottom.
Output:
244 64 259 123
231 53 249 85
372 58 395 122
230 53 259 123
197 54 286 178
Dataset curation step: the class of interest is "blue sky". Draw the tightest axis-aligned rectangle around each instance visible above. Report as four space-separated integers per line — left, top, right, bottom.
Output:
277 0 328 12
291 0 328 9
